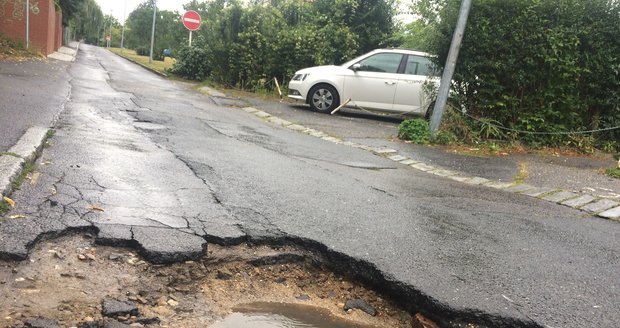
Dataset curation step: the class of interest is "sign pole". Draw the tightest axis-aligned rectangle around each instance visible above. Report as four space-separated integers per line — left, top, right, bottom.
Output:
182 10 201 48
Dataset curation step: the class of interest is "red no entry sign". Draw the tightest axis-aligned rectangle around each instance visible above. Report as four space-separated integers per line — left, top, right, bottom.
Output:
182 11 201 31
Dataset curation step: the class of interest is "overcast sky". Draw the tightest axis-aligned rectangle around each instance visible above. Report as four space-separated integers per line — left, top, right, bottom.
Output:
95 0 187 22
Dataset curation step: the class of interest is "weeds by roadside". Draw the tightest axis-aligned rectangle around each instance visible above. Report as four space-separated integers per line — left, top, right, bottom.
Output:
0 199 9 215
607 163 620 179
0 34 42 60
12 162 36 190
398 105 619 162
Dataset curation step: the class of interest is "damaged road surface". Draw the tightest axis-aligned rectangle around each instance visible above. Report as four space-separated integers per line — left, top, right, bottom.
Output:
0 44 618 328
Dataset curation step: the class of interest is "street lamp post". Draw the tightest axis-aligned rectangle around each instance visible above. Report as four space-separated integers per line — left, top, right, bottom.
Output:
149 0 157 63
107 10 113 48
120 0 127 53
25 0 29 49
429 0 472 136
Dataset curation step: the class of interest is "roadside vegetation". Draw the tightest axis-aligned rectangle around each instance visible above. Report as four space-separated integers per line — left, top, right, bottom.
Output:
108 48 175 75
62 0 619 158
0 34 43 60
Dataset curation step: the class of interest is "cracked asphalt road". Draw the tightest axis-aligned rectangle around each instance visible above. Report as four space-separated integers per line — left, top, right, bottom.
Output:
0 45 618 328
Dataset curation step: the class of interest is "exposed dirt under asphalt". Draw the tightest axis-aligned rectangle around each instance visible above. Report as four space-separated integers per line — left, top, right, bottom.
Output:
0 234 428 328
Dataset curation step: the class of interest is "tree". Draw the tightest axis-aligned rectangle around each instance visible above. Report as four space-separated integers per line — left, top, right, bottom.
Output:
411 0 620 149
172 0 396 88
64 0 104 44
124 1 186 55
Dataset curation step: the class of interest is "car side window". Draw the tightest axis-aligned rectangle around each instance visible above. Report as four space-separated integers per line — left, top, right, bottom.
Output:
405 55 439 76
354 53 403 73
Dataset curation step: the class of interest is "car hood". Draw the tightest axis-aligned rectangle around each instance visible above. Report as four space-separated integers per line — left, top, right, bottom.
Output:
294 65 351 75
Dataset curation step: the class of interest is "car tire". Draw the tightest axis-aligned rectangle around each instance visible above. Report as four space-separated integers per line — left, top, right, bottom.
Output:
308 84 340 113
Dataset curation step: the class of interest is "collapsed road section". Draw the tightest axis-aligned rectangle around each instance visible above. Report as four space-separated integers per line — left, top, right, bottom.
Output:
0 232 507 328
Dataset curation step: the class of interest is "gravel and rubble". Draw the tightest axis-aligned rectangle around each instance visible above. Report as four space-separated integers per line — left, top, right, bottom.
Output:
0 234 431 328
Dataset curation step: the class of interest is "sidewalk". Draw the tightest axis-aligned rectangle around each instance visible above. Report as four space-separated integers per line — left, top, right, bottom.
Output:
223 91 620 221
0 42 78 196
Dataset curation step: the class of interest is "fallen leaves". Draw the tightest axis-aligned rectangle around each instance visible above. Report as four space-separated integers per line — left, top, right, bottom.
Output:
3 196 15 207
9 214 26 219
87 205 105 212
28 171 41 185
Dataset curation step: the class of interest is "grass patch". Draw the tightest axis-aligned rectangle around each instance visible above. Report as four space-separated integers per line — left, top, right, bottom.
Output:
606 167 620 179
108 48 175 75
514 161 529 184
0 199 9 215
0 152 21 158
12 162 36 190
44 129 56 148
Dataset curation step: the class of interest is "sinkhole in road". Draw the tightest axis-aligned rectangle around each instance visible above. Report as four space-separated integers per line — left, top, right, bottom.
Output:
0 234 444 328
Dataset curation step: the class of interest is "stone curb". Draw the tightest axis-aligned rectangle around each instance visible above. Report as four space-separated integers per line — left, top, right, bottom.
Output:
0 126 49 197
237 105 619 221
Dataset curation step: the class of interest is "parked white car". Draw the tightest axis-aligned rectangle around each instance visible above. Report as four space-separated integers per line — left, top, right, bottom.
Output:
288 48 440 117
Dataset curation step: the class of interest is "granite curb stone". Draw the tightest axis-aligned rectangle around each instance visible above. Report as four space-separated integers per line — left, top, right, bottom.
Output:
0 126 49 197
234 103 619 222
561 195 597 208
598 206 620 220
541 191 579 203
581 199 619 213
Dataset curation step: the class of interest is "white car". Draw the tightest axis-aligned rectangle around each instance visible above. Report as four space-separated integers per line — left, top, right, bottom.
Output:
288 48 440 117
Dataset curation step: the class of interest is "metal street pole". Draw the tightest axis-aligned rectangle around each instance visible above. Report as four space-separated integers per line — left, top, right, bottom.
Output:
25 0 29 49
107 10 113 48
120 0 127 53
429 0 472 136
149 0 157 63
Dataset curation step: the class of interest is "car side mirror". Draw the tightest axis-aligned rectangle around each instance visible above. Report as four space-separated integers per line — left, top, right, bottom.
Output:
351 63 361 72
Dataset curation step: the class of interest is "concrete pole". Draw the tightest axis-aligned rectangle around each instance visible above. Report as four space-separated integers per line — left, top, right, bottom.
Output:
25 0 29 49
149 0 157 63
107 10 113 48
120 0 127 53
429 0 472 136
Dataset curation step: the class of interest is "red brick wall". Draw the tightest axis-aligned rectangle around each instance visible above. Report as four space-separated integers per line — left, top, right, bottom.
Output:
0 0 60 55
55 11 62 49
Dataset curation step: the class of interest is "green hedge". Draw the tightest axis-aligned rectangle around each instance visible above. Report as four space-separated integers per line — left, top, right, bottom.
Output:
423 0 620 149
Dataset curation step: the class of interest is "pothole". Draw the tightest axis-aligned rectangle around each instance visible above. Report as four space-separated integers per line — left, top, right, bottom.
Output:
0 234 432 328
211 302 377 328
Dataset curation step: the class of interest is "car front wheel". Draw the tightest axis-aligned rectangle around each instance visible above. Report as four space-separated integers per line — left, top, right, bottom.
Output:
308 84 340 113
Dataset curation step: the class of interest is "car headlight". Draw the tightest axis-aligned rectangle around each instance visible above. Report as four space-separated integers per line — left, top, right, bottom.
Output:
292 73 309 81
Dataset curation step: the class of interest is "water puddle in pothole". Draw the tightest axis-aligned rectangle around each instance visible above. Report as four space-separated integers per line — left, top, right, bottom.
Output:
210 302 377 328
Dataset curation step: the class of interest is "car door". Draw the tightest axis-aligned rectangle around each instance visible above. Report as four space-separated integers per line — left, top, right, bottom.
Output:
393 55 439 114
343 53 404 111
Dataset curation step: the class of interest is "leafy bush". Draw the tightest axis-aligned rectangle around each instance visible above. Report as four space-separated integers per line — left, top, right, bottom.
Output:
414 0 620 149
169 46 210 80
169 0 394 88
135 46 149 56
398 119 431 144
152 48 164 61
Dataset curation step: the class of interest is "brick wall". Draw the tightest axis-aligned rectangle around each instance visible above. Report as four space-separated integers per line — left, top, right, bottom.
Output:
0 0 62 55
